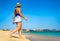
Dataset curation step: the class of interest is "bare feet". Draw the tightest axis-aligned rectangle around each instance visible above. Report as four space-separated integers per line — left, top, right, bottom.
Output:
9 30 13 38
18 35 24 39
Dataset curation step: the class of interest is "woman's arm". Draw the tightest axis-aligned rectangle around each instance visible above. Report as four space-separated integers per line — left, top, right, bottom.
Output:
12 9 15 20
18 8 24 18
12 13 15 23
18 8 27 20
12 13 14 19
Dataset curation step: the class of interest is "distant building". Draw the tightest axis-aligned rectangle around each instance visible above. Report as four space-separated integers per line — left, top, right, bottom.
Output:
26 29 30 32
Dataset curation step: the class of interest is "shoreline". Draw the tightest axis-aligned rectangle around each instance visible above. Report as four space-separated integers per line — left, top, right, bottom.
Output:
0 30 60 41
26 34 60 38
25 34 60 41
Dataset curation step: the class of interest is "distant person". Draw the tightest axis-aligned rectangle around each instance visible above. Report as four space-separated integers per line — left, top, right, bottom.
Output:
9 3 27 38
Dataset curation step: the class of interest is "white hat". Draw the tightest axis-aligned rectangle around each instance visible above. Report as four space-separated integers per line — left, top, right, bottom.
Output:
16 3 21 7
16 3 20 4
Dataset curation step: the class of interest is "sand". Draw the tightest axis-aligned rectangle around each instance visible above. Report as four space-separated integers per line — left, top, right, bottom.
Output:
25 34 60 41
0 30 60 41
0 30 30 41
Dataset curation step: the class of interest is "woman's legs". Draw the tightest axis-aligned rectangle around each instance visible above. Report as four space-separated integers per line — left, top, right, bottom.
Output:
17 22 23 38
10 22 22 38
18 29 23 38
12 22 21 33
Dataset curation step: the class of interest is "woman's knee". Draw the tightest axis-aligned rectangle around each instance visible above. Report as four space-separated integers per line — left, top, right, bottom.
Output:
17 23 22 29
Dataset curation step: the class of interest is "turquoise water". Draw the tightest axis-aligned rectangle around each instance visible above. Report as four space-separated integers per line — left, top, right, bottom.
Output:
29 31 60 37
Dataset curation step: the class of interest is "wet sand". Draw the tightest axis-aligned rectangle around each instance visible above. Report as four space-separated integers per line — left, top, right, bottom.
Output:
25 34 60 41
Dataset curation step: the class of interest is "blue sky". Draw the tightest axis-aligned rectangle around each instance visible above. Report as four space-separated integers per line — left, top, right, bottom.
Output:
0 0 60 30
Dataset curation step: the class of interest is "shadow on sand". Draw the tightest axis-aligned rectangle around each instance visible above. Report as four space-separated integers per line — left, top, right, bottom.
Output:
11 36 19 38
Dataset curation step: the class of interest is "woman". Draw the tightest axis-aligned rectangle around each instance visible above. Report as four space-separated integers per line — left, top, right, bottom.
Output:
10 3 27 38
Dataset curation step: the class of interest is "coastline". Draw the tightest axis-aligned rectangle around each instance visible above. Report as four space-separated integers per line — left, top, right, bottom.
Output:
0 30 60 41
25 34 60 41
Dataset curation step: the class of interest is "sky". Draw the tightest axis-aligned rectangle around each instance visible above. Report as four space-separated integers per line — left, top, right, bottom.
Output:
0 0 60 30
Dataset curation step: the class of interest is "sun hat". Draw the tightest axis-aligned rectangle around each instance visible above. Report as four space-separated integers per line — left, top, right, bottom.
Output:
16 3 21 7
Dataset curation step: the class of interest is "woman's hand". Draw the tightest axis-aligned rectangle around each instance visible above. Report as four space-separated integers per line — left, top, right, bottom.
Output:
24 17 28 21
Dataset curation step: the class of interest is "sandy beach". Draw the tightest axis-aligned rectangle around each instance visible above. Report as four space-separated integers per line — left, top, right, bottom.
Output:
0 30 30 41
0 30 60 41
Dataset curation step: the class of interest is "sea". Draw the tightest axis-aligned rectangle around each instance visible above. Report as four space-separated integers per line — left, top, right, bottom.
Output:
24 31 60 37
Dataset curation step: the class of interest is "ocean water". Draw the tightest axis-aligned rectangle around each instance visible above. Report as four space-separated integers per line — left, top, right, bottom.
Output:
29 31 60 37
